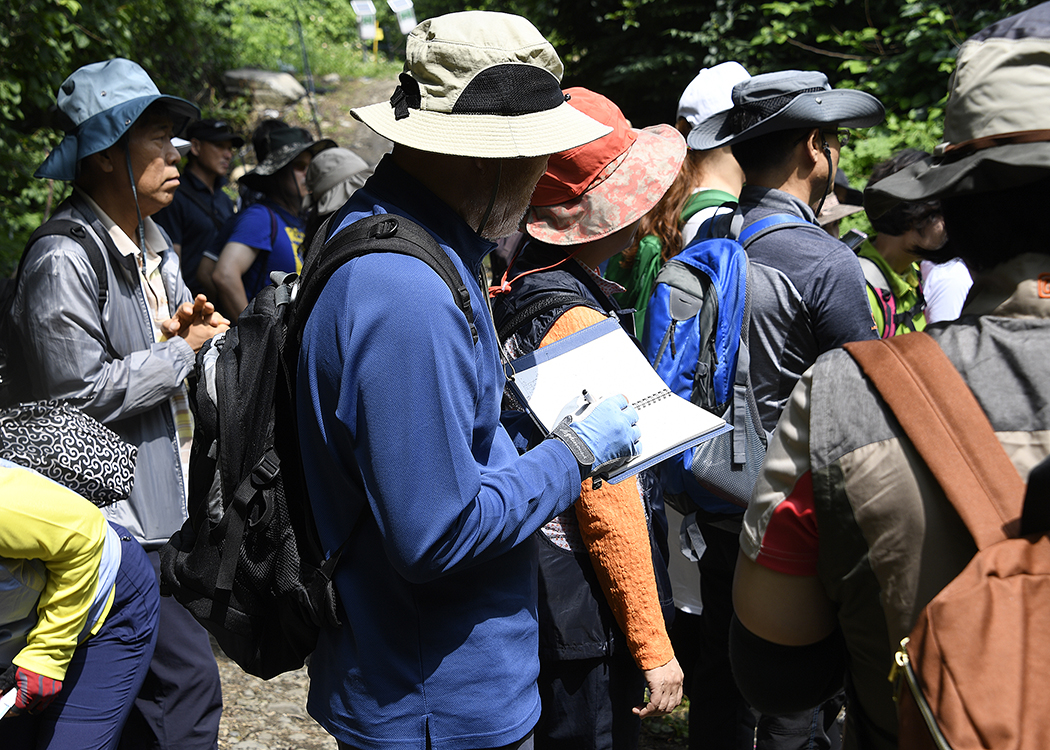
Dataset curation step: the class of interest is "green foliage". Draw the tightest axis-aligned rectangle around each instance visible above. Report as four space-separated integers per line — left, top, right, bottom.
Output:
0 0 239 274
0 0 1037 276
423 0 1026 212
228 0 409 78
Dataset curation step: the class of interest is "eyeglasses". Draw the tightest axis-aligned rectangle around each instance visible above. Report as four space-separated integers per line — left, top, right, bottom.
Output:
822 128 851 147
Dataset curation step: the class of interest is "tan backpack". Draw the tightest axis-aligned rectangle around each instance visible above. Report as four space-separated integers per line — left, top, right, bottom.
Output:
845 333 1050 750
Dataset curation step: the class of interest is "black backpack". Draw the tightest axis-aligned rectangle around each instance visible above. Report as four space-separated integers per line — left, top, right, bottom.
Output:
0 219 112 407
159 212 477 679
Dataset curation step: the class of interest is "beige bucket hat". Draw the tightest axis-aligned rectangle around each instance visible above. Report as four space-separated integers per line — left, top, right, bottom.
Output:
866 4 1050 217
350 11 611 158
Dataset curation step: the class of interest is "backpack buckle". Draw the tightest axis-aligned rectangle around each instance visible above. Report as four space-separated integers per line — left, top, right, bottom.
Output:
371 217 400 239
251 451 281 487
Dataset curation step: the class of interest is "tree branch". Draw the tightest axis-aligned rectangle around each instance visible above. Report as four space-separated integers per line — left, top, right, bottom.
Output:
783 37 869 61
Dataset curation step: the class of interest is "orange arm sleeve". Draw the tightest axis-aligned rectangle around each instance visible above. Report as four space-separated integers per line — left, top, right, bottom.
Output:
539 306 675 670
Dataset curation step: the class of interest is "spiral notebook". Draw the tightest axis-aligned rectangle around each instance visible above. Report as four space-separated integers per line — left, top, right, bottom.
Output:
506 316 731 483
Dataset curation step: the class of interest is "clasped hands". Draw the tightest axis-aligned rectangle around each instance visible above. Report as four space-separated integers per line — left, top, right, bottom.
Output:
160 294 230 352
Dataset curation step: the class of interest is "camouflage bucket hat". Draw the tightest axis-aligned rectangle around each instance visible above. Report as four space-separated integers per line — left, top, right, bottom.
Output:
526 88 687 245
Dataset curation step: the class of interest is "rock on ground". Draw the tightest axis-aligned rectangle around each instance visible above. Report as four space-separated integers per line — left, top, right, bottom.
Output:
239 73 397 172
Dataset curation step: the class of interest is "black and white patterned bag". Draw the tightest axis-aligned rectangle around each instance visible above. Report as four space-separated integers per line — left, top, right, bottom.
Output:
0 400 137 506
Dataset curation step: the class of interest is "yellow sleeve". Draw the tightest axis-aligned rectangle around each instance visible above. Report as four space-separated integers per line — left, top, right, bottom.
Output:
540 307 676 671
0 466 108 680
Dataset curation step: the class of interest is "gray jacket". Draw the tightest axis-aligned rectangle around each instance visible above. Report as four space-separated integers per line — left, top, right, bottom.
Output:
12 192 195 549
739 186 876 433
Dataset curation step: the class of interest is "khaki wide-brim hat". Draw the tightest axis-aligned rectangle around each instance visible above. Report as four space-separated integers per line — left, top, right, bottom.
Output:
351 11 611 158
866 4 1050 217
303 147 371 214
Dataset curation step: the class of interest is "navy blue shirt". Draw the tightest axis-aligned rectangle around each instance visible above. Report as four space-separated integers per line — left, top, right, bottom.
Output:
154 170 234 294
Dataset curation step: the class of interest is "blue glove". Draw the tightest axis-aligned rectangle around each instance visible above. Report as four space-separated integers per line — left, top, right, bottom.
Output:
551 394 641 480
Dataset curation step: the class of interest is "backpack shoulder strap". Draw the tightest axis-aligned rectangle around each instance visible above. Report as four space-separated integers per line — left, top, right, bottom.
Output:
495 291 593 345
25 218 110 312
692 203 744 243
294 213 477 344
858 254 891 291
681 191 737 223
739 212 815 248
843 334 1024 549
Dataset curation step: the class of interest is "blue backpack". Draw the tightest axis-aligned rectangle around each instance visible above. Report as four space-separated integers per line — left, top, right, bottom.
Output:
643 211 809 512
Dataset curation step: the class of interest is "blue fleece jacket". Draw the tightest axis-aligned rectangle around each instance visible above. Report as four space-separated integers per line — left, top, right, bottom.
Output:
296 155 582 750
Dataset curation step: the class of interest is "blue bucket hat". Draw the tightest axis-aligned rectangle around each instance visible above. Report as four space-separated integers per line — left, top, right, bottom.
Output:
36 58 200 182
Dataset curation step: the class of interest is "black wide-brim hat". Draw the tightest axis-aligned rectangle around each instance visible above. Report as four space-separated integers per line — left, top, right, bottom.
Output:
238 126 335 192
866 3 1050 218
687 70 884 151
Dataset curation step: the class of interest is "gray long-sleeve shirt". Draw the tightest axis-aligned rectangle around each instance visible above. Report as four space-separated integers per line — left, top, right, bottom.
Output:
739 186 876 433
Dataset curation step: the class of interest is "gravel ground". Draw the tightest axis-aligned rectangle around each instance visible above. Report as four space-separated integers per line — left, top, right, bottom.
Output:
213 640 335 750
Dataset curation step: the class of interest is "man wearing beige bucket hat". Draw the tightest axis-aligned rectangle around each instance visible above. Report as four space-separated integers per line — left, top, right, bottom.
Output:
491 87 686 747
731 5 1050 749
295 12 645 750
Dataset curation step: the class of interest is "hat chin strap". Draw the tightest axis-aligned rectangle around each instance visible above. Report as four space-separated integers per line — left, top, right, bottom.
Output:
475 160 502 237
125 148 147 256
814 144 833 217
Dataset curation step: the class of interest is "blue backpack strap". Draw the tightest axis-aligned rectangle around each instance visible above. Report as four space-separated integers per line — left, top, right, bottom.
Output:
738 212 814 247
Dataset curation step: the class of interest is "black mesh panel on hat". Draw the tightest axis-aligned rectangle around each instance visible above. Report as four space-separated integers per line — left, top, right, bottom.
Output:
452 64 566 115
729 87 826 133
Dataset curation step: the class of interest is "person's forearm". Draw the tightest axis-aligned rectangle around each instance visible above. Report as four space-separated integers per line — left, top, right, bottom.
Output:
575 478 674 670
213 270 249 318
541 304 674 670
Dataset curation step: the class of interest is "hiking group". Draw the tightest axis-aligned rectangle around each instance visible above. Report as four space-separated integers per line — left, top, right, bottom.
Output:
1 5 1048 750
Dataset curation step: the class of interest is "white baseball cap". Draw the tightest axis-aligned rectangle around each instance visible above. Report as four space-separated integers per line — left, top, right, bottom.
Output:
677 62 751 132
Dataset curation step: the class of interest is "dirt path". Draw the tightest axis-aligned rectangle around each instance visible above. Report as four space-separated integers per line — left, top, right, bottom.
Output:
245 73 397 170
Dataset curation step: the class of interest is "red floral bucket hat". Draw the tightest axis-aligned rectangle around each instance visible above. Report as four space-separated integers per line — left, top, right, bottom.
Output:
525 88 686 245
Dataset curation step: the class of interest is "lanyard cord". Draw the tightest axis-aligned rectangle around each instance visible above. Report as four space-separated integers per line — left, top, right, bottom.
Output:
488 238 585 298
125 148 147 257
